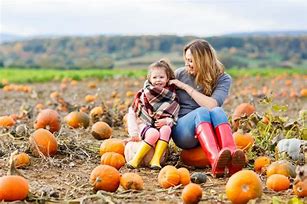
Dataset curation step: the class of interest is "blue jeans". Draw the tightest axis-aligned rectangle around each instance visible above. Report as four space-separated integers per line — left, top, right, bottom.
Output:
172 107 229 149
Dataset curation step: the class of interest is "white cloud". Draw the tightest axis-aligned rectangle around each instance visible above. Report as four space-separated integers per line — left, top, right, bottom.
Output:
1 0 307 36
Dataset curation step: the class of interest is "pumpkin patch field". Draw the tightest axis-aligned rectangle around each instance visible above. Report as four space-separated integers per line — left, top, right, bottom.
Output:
0 73 306 203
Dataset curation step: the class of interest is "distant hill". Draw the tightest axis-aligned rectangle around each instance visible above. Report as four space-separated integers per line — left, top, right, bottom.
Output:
224 30 307 37
0 33 28 44
0 33 307 69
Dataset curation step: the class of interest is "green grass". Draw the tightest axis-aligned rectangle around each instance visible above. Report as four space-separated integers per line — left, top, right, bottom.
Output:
0 67 305 84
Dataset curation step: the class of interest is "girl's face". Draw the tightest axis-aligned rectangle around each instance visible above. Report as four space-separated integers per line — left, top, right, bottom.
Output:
149 67 168 88
185 49 196 75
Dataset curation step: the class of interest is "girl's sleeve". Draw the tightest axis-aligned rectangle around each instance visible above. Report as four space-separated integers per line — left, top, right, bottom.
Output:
127 107 140 137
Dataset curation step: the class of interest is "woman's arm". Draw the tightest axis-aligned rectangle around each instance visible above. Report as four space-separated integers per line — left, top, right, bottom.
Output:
170 79 218 109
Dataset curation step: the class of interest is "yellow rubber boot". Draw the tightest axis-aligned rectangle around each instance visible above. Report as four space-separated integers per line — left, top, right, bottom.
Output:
127 141 152 169
149 140 168 170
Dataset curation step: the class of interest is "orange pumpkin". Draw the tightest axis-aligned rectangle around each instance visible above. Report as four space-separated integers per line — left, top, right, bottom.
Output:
64 111 90 129
85 95 97 103
29 129 58 157
99 138 125 156
0 116 15 127
293 179 307 197
232 103 256 129
266 160 296 178
0 175 29 201
180 146 210 168
34 109 61 133
120 172 144 190
158 165 180 189
178 167 191 186
89 106 104 122
226 170 263 204
91 121 112 140
89 165 120 192
266 174 290 192
233 130 254 151
300 88 307 97
13 153 30 168
254 156 271 173
181 183 202 204
100 152 126 170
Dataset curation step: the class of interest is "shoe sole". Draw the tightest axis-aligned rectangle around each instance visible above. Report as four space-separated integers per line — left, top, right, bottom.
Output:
232 149 245 167
215 149 231 177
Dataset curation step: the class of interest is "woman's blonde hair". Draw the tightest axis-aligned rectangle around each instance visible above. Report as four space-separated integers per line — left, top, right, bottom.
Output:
147 58 175 81
184 39 224 96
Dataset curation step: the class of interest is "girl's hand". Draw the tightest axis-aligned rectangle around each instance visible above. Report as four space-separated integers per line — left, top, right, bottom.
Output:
169 79 187 90
155 118 173 128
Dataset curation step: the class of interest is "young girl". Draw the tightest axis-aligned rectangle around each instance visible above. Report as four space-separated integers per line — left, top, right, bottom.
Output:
126 59 179 169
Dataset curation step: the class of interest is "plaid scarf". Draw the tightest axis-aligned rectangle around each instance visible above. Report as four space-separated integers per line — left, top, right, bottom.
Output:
132 80 180 126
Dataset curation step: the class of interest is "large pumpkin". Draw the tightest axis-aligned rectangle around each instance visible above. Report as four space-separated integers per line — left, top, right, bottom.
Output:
100 152 125 169
0 175 29 201
64 111 90 129
226 170 263 204
34 109 61 133
91 121 112 140
100 138 125 156
89 165 120 192
29 129 58 157
124 141 167 167
180 146 210 168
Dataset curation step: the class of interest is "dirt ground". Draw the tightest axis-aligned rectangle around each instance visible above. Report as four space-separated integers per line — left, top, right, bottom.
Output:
0 75 306 203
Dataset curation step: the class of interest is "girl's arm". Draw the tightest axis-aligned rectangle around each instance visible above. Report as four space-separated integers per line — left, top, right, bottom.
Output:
127 107 141 137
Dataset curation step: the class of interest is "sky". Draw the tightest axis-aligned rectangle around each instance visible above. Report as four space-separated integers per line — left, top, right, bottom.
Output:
1 0 307 37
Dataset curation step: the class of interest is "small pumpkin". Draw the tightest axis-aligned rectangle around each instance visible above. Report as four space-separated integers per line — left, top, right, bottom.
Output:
254 156 271 173
0 175 29 201
89 165 120 192
181 183 202 204
85 95 97 103
64 111 90 129
0 116 15 127
29 129 58 157
13 153 30 168
178 167 190 186
226 170 263 204
266 174 290 192
91 121 112 140
120 172 144 190
99 138 125 156
293 179 307 197
232 103 256 130
90 106 104 123
158 165 180 189
180 146 210 168
233 130 254 151
266 160 296 178
190 173 207 184
34 109 61 133
100 152 126 170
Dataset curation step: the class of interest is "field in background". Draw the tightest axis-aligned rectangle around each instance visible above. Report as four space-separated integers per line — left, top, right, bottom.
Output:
0 67 306 84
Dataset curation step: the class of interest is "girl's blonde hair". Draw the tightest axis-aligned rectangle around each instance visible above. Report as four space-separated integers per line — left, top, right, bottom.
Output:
147 58 175 81
184 39 224 96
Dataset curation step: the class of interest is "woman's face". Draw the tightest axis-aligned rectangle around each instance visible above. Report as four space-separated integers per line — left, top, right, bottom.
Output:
149 67 168 88
185 49 196 75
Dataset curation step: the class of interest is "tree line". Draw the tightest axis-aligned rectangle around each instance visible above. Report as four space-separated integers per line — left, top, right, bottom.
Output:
0 35 306 69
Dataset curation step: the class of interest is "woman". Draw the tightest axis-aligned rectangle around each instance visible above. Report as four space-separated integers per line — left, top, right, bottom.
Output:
167 39 245 177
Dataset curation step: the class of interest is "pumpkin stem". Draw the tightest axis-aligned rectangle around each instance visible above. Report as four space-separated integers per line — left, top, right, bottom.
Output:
7 150 26 178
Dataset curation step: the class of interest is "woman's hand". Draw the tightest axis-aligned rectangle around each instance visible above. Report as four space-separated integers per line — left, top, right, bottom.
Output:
155 118 173 128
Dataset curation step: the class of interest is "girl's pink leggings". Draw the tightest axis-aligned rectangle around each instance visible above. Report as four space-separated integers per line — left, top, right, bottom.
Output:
143 125 171 146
